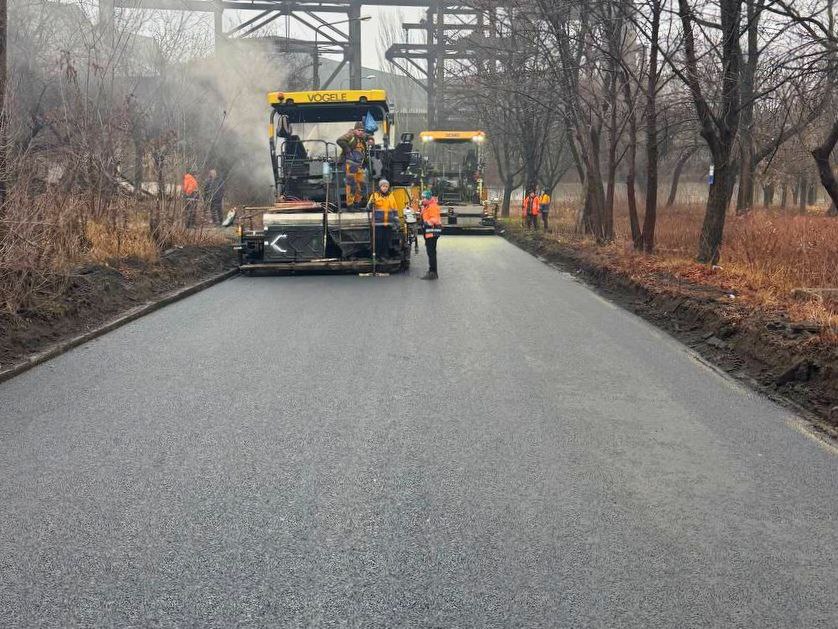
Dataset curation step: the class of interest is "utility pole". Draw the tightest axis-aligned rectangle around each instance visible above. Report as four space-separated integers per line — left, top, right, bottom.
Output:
347 0 362 89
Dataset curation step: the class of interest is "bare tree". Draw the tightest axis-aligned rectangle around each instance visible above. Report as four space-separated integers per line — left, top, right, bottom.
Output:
677 0 743 264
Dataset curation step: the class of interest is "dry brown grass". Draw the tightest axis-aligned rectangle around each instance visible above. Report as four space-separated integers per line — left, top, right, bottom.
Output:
525 201 838 331
1 190 226 319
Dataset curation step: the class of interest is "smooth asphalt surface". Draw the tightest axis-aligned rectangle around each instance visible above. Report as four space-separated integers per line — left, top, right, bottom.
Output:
1 236 836 627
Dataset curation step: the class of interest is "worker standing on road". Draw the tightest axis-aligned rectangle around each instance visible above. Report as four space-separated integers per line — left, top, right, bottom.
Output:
204 169 225 225
522 187 540 230
420 190 442 280
367 179 401 260
539 188 551 231
337 122 370 210
182 171 199 228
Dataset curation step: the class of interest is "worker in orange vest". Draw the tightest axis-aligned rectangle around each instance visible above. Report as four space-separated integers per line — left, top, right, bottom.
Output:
182 171 199 227
522 186 540 230
419 189 442 280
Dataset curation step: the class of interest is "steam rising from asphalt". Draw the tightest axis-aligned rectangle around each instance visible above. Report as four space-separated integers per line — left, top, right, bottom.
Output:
187 44 300 203
8 0 304 204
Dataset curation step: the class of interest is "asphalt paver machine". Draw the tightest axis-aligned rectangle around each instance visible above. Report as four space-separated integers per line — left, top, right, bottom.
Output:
234 89 419 273
419 130 495 234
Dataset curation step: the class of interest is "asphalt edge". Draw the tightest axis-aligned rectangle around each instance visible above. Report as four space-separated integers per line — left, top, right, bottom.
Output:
498 230 838 449
0 268 239 385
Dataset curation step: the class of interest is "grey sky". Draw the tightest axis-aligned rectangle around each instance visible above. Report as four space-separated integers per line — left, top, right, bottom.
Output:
359 7 423 71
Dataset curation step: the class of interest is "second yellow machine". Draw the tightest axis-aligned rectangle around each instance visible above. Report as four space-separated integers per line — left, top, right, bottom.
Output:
419 130 494 234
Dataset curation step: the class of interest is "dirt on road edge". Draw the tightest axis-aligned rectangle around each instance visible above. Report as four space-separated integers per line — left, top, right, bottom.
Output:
1 246 237 373
502 228 838 435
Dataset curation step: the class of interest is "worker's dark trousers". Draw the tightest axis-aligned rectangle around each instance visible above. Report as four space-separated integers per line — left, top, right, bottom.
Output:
425 236 438 275
184 197 198 228
541 211 549 231
526 214 539 230
373 225 390 260
209 202 223 225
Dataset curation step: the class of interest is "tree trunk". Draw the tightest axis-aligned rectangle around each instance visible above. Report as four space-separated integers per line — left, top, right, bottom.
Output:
810 115 838 215
697 163 735 264
605 59 618 241
583 126 608 242
624 87 641 247
678 0 742 263
736 155 754 214
666 148 696 208
735 0 760 215
566 123 585 185
798 175 807 213
501 176 514 218
642 0 661 253
582 176 605 239
605 118 617 240
780 182 788 208
762 182 774 206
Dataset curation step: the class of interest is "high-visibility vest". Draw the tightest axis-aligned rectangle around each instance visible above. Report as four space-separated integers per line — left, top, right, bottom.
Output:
421 199 442 238
522 194 540 216
369 191 400 226
183 174 198 196
539 193 551 207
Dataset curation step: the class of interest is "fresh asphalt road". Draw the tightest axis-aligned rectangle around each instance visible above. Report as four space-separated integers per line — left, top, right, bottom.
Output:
1 236 836 627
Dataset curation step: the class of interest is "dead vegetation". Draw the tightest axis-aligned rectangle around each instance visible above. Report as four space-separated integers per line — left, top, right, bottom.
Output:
0 185 226 324
533 202 838 334
0 0 281 350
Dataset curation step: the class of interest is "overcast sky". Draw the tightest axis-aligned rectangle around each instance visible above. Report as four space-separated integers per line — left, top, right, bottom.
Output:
359 7 422 71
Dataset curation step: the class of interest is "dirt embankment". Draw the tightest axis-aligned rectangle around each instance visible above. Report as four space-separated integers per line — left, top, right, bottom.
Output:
503 228 838 433
1 246 237 371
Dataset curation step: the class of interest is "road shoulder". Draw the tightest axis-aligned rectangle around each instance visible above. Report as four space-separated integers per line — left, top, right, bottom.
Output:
0 246 237 382
501 227 838 437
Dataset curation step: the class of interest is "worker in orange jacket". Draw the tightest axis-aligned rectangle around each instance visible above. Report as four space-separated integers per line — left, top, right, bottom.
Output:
182 172 199 227
367 179 401 260
419 189 442 280
522 187 540 230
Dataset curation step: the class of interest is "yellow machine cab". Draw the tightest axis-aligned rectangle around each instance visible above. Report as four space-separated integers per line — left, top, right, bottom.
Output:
418 129 492 233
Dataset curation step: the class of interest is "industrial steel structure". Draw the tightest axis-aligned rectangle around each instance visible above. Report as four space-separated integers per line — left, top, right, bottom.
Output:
385 3 496 128
99 0 496 124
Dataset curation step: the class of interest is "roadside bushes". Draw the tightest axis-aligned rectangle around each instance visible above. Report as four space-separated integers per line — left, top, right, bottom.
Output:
0 179 223 321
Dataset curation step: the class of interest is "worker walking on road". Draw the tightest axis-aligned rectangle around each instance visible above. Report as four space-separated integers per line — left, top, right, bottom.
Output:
367 179 401 260
337 122 370 210
539 188 551 231
420 190 442 280
182 171 199 228
522 187 540 230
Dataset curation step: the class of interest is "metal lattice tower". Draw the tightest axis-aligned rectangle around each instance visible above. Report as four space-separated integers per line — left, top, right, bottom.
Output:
100 0 437 90
385 2 500 128
101 0 499 120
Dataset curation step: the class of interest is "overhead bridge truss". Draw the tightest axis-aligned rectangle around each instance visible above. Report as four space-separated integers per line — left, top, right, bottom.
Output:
101 0 499 119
